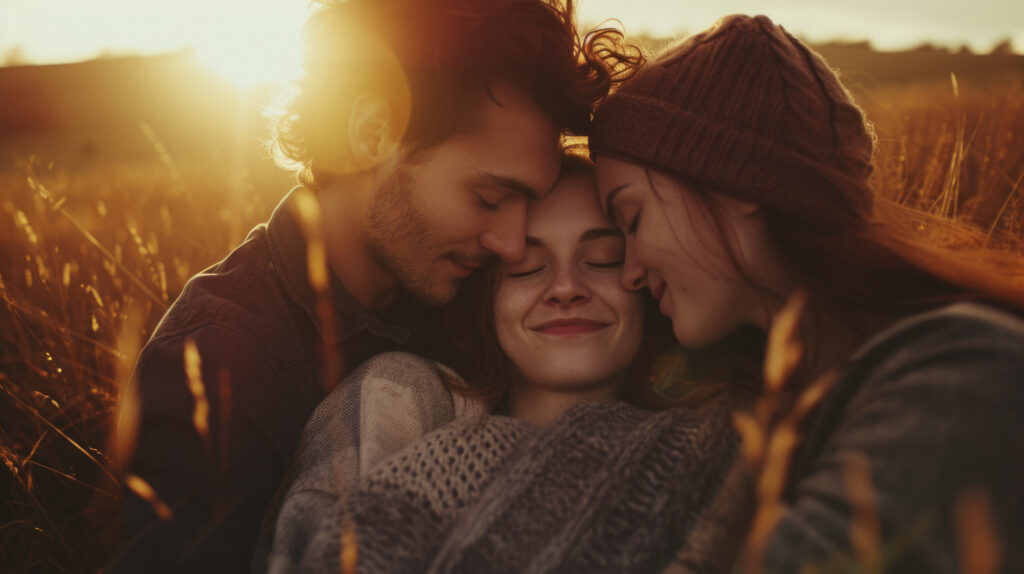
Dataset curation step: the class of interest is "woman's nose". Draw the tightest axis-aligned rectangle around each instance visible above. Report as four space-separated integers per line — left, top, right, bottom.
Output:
543 266 590 306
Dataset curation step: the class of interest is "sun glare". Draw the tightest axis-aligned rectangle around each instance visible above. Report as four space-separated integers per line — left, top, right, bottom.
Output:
195 35 302 90
179 1 306 89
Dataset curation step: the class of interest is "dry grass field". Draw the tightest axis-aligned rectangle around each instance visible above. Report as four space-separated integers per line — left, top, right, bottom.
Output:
1 47 1023 572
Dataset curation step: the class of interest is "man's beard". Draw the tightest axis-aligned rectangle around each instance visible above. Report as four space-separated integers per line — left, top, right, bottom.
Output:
366 166 457 306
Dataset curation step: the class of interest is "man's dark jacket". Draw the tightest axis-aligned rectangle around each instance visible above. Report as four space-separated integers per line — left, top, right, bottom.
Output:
110 189 451 573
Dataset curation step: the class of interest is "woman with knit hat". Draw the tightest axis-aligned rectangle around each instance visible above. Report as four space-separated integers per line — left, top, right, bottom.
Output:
590 14 1024 573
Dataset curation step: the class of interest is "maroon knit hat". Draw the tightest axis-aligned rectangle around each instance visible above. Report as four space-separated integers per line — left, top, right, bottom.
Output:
590 14 876 229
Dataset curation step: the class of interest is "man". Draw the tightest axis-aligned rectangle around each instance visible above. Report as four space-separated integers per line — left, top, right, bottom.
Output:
110 0 612 571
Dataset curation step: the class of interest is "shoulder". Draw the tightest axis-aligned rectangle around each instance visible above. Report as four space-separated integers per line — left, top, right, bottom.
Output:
283 353 485 502
843 301 1024 394
806 302 1024 444
837 302 1024 387
304 352 484 441
852 302 1024 366
836 302 1024 400
804 303 1024 464
133 312 319 463
134 321 297 428
136 320 278 388
137 226 318 390
149 227 312 362
346 351 454 405
779 304 1024 571
343 352 486 418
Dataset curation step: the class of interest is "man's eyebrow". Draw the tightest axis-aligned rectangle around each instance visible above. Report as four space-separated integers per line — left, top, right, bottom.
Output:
478 172 540 200
603 184 629 218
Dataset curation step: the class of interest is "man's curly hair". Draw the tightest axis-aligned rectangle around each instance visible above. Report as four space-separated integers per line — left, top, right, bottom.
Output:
268 0 643 189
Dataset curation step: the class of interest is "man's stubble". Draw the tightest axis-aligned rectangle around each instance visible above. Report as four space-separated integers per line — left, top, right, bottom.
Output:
366 166 455 306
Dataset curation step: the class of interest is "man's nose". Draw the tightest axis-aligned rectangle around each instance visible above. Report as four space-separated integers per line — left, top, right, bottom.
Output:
479 204 527 263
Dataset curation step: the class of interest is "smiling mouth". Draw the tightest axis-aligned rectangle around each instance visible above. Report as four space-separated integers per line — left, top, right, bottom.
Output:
530 318 611 336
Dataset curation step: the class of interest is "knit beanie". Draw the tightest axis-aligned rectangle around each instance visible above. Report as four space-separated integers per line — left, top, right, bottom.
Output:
590 14 876 229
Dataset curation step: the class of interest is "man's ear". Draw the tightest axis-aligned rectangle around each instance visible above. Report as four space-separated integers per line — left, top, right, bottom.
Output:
348 93 398 169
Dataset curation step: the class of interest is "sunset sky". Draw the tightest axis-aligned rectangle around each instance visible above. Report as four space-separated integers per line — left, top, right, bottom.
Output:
2 0 1022 85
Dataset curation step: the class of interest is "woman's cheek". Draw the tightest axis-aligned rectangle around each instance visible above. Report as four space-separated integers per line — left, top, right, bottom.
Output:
493 283 525 332
603 281 644 329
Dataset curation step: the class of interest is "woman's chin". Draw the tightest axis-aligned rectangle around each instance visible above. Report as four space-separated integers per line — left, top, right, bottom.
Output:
670 318 719 350
519 361 626 394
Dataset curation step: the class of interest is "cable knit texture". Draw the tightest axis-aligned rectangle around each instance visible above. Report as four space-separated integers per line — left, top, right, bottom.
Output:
590 14 875 230
279 397 748 573
429 399 745 574
294 416 533 573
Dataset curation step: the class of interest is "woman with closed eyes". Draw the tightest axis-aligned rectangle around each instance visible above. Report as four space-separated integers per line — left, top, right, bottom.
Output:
588 14 1024 573
257 155 743 573
445 153 665 425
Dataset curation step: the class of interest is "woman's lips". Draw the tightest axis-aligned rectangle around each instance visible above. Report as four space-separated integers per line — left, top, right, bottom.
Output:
530 318 610 336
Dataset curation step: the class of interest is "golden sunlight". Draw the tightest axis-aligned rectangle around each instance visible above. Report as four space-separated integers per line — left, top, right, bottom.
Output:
3 0 1021 84
187 4 304 89
194 33 302 89
3 0 306 88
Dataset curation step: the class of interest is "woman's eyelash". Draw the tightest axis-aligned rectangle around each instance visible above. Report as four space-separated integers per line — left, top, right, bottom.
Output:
477 194 500 211
507 266 543 278
587 260 623 269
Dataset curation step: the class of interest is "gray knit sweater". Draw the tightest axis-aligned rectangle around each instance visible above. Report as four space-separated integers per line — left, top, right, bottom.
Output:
275 396 748 573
